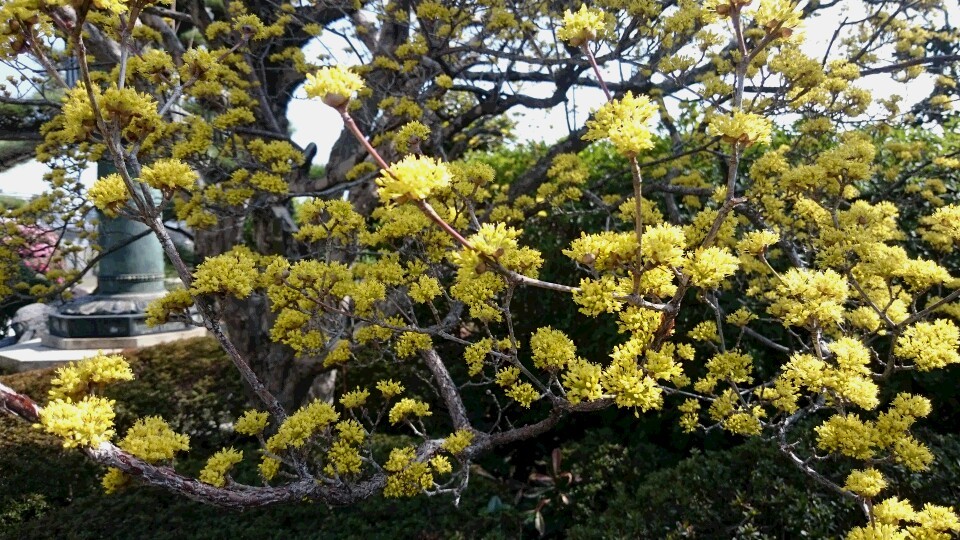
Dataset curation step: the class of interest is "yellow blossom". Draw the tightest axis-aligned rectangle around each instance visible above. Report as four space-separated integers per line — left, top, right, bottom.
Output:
88 174 129 217
556 4 611 46
234 410 270 435
39 395 117 449
844 468 887 498
388 398 432 424
377 155 452 202
584 92 658 156
708 110 773 146
118 416 190 463
304 66 365 107
199 448 243 487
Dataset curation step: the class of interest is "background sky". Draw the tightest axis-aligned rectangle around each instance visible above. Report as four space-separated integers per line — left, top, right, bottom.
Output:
0 3 951 198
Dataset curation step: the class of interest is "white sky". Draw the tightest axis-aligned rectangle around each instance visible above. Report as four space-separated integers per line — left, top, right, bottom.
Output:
0 3 951 198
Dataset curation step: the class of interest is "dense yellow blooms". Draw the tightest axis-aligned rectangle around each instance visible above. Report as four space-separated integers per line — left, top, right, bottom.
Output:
139 159 198 192
191 246 259 298
88 174 129 217
708 111 773 146
199 448 243 487
383 446 433 498
340 387 370 409
266 400 339 453
119 416 190 463
895 319 960 371
767 268 849 328
101 468 130 494
441 429 474 454
388 398 432 424
584 92 658 156
563 359 604 404
304 66 365 107
377 155 452 202
844 468 886 498
377 379 404 398
530 327 577 371
49 352 134 401
234 410 270 435
39 396 117 449
684 247 740 289
556 4 611 46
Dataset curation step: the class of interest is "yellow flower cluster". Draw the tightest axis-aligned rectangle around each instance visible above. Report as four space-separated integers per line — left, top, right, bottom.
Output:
377 379 404 398
562 359 604 404
895 319 960 371
340 387 370 408
304 66 365 107
39 396 117 449
920 204 960 252
102 468 130 494
556 4 611 46
118 416 190 463
684 247 740 289
441 429 474 454
324 420 366 476
695 350 754 394
565 231 638 271
641 224 687 266
266 400 339 453
464 338 493 376
767 268 849 328
377 155 452 203
191 246 260 298
199 448 243 487
383 446 434 498
49 352 134 401
505 383 540 408
708 110 773 146
388 398 432 424
394 121 431 154
88 174 129 217
145 289 194 327
847 498 960 540
584 92 659 157
295 199 365 244
139 159 198 193
815 393 934 470
843 468 886 498
530 327 577 371
234 410 270 435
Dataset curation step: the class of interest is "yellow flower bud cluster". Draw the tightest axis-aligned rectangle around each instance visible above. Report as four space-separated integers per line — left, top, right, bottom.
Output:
377 155 452 203
894 319 960 371
191 246 260 298
304 66 365 107
88 175 129 217
199 448 243 487
139 159 198 193
49 352 134 401
815 394 934 471
265 400 339 454
234 409 270 435
584 92 658 157
145 289 194 327
118 416 190 463
708 110 773 146
295 199 365 244
767 268 849 328
847 498 959 539
556 4 611 46
324 419 367 477
388 398 432 425
383 446 434 498
39 396 118 449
